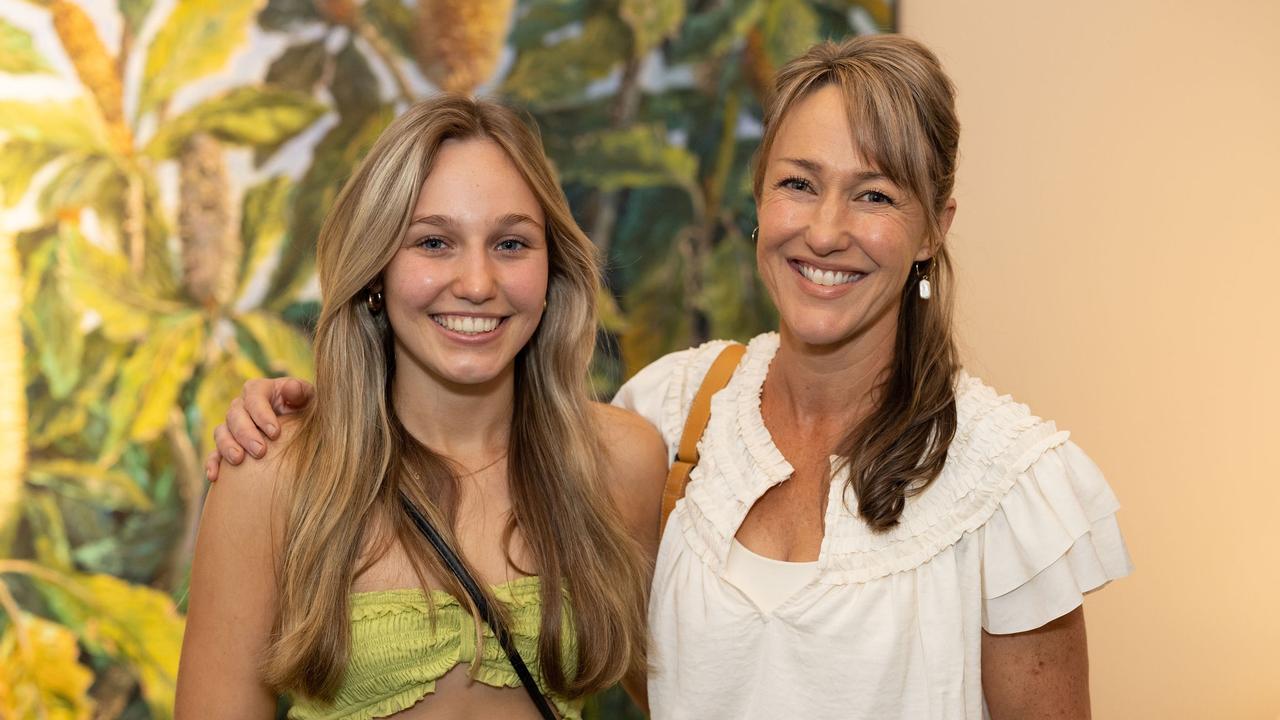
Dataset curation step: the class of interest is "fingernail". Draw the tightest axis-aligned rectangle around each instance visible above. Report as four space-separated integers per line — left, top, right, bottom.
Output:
266 424 278 438
250 441 265 457
232 449 243 462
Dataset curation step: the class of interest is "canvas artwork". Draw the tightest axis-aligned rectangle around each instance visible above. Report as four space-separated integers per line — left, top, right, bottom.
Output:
0 0 893 716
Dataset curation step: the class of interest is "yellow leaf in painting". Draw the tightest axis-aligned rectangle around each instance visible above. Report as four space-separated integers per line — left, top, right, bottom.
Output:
58 224 182 342
101 313 204 461
193 352 263 458
0 233 25 555
39 572 183 720
597 286 628 334
0 615 94 719
620 0 685 57
235 310 315 380
0 98 110 153
139 0 265 114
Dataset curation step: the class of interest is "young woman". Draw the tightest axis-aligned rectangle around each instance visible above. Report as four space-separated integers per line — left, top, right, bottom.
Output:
176 95 666 719
211 36 1133 719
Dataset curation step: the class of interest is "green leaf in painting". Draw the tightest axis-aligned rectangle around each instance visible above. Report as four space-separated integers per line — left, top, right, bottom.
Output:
620 0 685 57
264 38 329 93
0 615 95 719
0 140 60 207
699 231 776 342
817 0 895 32
620 248 691 376
502 14 631 106
669 0 765 62
365 0 414 57
509 0 588 50
144 86 325 158
101 313 204 460
0 18 53 74
21 239 82 398
264 107 392 308
37 155 120 216
236 175 291 297
760 0 822 70
58 224 181 342
330 40 381 120
23 492 73 570
28 337 125 450
26 459 153 511
0 99 110 153
119 0 157 39
139 0 264 115
259 0 321 31
560 126 699 196
235 310 314 380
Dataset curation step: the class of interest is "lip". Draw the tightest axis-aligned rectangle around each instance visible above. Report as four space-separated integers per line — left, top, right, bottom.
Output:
428 313 510 344
788 259 867 296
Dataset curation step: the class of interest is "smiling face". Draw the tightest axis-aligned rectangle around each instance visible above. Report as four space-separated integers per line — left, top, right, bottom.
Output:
756 84 953 350
380 137 549 389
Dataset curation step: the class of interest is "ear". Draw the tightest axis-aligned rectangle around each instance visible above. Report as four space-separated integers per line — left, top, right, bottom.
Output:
915 197 957 262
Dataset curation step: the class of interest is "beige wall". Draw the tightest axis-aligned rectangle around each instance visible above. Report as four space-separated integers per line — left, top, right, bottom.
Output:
901 1 1280 717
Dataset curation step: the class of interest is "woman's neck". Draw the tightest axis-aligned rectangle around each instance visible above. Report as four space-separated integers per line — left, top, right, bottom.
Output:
768 313 898 431
390 361 514 462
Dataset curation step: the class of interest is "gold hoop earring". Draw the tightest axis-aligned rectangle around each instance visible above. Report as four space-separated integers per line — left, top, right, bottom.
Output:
751 226 759 244
366 289 384 314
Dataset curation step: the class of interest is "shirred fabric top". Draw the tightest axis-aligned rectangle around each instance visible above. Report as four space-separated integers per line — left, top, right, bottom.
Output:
288 576 582 720
612 333 1133 720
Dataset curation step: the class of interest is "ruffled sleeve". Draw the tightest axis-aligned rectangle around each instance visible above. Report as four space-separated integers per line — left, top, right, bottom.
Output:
610 341 736 455
980 440 1133 634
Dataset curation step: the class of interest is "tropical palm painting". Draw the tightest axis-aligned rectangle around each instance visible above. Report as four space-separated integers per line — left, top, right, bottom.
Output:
0 0 893 716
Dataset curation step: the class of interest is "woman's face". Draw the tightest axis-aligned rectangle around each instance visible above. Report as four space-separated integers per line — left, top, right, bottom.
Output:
756 84 953 349
381 137 549 389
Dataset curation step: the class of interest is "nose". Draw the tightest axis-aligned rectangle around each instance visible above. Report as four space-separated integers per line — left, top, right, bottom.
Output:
451 248 498 304
805 193 854 256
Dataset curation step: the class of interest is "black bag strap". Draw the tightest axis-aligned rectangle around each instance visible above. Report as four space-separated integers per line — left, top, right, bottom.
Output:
400 493 557 720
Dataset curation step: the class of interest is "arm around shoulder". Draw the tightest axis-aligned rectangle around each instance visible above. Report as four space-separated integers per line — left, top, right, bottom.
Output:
176 425 296 719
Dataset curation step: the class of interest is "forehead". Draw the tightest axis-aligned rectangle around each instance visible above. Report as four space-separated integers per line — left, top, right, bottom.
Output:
768 84 878 174
413 137 545 222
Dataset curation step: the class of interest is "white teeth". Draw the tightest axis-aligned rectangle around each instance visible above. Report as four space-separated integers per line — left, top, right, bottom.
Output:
797 262 859 287
432 315 500 334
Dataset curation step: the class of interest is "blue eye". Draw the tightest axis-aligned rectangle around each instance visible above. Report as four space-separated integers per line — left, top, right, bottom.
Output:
417 236 447 250
496 238 527 252
861 190 895 205
777 176 814 192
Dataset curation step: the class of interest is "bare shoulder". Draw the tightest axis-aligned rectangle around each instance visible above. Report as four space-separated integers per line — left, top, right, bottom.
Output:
590 403 667 543
591 402 668 471
202 415 305 548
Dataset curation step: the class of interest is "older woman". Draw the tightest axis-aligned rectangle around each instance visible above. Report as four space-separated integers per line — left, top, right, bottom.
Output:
211 36 1131 719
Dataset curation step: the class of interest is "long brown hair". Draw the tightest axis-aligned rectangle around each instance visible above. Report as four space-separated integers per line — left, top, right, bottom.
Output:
752 35 962 532
262 95 648 699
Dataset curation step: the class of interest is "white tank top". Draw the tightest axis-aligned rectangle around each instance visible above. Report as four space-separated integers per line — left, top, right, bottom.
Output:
723 538 820 613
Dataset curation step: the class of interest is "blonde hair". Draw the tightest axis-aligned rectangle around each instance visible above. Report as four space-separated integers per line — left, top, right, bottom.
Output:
262 95 648 699
753 35 962 531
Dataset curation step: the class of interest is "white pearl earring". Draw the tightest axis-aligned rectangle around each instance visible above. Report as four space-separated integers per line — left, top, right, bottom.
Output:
916 262 932 300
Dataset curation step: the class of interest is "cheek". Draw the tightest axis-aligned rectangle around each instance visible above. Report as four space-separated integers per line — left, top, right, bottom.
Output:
501 262 549 310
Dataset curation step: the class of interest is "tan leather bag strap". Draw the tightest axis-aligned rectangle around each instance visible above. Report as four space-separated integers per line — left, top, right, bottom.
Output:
660 343 747 536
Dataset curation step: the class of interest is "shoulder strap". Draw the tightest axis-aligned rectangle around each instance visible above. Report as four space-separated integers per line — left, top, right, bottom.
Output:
659 343 747 536
400 494 558 720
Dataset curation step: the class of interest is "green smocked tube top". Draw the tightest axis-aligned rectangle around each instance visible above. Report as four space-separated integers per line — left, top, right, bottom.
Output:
288 576 582 720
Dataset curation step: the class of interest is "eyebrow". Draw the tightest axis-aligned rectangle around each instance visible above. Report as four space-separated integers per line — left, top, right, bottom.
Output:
409 212 545 231
779 157 890 184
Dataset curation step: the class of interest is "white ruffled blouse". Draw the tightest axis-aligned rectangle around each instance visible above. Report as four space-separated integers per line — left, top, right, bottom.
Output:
612 333 1133 720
